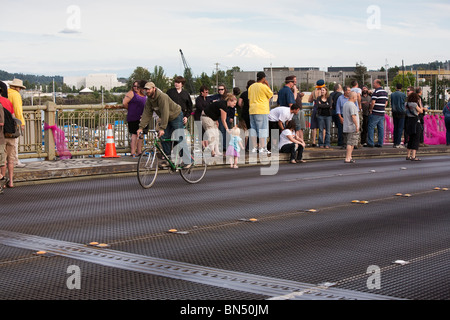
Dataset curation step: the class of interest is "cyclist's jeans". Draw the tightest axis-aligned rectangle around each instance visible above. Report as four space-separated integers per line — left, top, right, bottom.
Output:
161 113 191 164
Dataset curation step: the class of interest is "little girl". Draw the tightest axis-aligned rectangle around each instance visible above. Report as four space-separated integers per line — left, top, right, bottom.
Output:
226 126 245 169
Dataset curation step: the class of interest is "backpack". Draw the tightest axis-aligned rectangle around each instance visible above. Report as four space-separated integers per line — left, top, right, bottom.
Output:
2 106 22 138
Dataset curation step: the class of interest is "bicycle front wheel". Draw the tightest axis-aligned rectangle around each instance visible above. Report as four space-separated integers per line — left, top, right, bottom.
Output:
180 154 207 184
137 147 158 189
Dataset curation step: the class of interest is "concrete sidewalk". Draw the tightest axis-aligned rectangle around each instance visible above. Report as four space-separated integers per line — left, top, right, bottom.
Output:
12 144 450 185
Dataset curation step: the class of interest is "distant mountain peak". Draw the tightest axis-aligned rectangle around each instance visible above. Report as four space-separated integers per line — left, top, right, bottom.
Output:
226 44 275 59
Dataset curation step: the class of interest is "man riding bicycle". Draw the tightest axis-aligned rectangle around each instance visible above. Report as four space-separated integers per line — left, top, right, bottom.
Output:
137 82 191 168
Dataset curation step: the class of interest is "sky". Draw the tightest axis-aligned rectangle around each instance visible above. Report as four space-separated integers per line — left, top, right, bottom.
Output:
1 0 449 79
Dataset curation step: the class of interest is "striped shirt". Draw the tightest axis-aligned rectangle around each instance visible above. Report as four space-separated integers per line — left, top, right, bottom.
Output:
371 87 388 116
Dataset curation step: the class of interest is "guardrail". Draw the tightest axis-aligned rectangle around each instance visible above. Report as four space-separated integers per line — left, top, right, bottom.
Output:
20 102 445 161
22 102 129 160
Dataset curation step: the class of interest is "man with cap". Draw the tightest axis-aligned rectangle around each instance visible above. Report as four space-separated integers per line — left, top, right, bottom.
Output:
8 79 26 168
137 82 191 167
277 76 296 108
248 71 273 154
0 84 16 189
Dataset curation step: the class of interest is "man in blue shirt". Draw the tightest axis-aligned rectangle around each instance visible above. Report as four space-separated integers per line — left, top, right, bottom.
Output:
390 83 407 148
277 76 296 107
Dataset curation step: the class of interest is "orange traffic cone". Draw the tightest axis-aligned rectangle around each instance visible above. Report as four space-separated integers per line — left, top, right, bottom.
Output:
102 124 120 158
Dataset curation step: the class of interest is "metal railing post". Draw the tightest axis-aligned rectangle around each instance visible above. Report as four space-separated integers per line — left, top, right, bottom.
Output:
44 101 57 160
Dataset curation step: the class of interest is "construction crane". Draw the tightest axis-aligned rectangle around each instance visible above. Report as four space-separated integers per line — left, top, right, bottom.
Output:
179 49 196 95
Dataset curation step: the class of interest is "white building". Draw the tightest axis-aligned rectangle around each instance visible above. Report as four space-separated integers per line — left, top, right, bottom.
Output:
64 73 125 91
64 76 85 90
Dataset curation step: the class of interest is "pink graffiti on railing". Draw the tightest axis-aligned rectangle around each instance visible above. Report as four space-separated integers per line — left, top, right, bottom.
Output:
384 115 394 143
423 114 446 145
44 123 72 160
384 114 446 145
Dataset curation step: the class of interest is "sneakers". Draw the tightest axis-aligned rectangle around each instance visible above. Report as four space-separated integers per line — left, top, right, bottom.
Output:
15 163 26 168
158 160 169 169
259 148 271 155
181 163 192 169
251 147 258 153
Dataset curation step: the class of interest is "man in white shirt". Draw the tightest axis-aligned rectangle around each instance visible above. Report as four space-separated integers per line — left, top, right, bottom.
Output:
268 105 300 151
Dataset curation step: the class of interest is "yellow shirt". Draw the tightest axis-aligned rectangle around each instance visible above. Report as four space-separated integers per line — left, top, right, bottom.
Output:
248 82 273 115
8 88 25 126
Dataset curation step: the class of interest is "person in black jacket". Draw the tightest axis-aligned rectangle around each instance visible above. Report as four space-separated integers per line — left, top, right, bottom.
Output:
330 83 343 147
194 85 210 149
167 76 193 125
315 87 333 148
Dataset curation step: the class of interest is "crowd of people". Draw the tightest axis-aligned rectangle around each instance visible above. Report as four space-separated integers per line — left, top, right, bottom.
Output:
125 73 449 168
1 73 449 193
308 78 445 163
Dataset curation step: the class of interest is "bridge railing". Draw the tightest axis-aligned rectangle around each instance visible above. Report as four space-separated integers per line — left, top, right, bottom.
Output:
20 102 445 161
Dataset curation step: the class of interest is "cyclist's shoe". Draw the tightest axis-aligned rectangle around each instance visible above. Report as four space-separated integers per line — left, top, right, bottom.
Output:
158 160 169 169
181 163 192 169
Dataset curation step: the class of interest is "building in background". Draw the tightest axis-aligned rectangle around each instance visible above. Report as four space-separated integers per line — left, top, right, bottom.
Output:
234 67 387 92
398 69 450 82
64 74 125 91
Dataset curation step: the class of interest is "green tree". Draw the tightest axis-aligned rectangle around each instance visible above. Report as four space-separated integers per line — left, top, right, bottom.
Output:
127 67 151 90
354 62 370 88
182 67 195 95
210 66 241 93
430 77 449 110
390 72 416 93
150 65 170 92
194 72 213 93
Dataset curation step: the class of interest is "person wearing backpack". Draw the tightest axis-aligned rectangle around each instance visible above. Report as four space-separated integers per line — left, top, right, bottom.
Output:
0 86 17 189
8 79 26 168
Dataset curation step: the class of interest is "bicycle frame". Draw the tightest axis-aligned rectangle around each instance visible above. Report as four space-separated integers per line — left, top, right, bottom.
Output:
137 129 206 188
145 131 186 171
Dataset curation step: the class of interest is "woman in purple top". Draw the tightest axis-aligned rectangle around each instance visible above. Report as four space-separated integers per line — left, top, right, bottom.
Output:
123 80 147 157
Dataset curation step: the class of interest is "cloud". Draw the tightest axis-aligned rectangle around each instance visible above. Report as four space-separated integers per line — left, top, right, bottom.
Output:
0 0 448 78
59 28 82 34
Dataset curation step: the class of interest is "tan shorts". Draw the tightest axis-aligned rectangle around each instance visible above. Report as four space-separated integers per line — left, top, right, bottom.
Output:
344 132 359 146
0 144 5 166
5 138 17 164
201 115 220 149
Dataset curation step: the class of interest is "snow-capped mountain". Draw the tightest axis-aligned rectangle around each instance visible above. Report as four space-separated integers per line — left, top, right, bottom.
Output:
226 44 275 59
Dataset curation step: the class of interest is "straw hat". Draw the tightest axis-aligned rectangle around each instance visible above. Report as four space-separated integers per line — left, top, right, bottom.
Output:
10 78 26 89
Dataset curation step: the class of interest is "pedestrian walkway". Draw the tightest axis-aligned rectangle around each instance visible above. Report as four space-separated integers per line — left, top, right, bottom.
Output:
12 144 450 185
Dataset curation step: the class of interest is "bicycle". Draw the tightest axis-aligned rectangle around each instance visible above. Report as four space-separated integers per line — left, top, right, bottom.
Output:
137 130 207 189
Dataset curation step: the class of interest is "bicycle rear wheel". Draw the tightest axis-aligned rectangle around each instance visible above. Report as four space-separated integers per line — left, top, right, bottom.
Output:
180 152 207 184
137 147 158 188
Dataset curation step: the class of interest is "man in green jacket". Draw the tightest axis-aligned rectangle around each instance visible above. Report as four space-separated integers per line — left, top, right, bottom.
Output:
137 82 191 167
